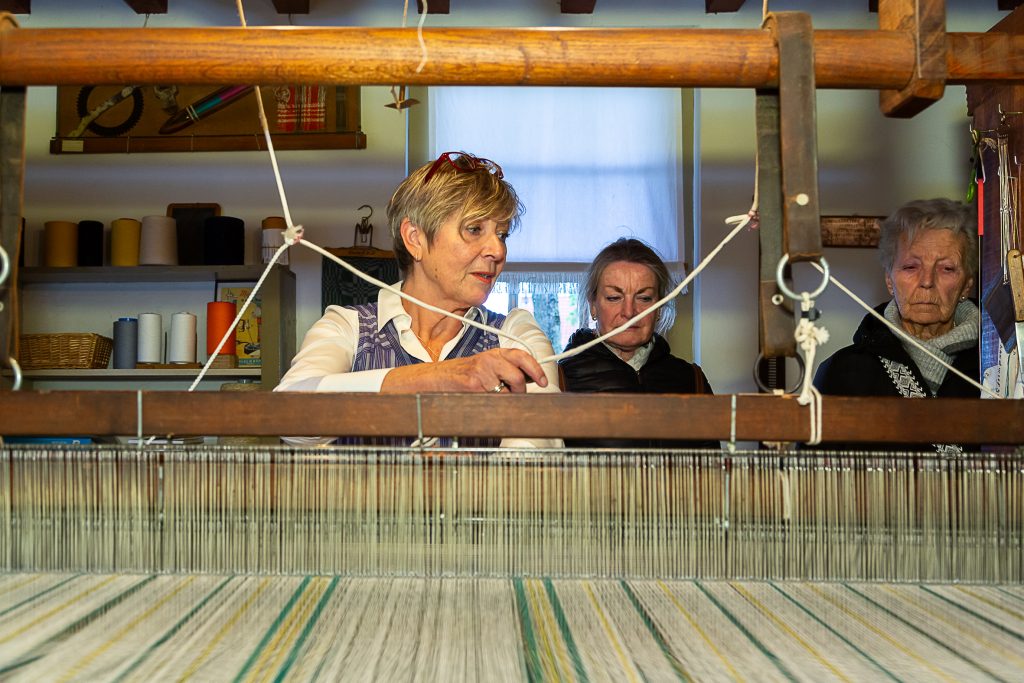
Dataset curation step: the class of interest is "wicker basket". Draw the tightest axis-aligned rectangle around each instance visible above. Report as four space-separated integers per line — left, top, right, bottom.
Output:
19 333 114 370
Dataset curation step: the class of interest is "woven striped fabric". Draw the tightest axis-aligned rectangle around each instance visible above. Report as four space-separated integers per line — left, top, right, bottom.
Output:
1 573 1021 681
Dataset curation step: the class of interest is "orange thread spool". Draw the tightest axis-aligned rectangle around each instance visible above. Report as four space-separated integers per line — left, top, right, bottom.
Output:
206 301 237 357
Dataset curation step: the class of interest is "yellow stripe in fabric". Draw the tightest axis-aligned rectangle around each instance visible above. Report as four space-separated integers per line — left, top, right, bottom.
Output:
954 586 1024 624
245 578 327 683
807 585 955 683
0 574 45 599
528 578 572 680
57 576 196 683
583 581 638 683
731 584 850 683
881 586 1024 667
177 578 272 683
0 576 119 645
658 581 743 682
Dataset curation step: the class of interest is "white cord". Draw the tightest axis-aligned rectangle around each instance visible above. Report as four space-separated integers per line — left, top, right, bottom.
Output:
793 293 828 445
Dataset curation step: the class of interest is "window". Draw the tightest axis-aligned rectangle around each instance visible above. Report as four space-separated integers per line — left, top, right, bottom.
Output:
427 86 687 350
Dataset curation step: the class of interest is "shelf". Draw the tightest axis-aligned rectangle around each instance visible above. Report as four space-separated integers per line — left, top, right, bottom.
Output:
19 264 282 284
50 131 367 155
17 263 295 390
14 368 261 381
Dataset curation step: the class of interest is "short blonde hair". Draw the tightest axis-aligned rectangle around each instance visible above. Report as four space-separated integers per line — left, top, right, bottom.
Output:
386 152 524 274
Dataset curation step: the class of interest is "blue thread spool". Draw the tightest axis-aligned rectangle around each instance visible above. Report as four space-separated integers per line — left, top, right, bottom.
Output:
112 317 138 369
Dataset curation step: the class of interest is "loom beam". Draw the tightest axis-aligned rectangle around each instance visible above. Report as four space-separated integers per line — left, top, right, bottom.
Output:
0 24 1019 90
0 391 1022 444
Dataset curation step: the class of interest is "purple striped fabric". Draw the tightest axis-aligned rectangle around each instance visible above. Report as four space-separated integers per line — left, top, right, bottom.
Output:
344 303 506 446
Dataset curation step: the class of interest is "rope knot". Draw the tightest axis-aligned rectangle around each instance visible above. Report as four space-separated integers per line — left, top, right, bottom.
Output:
284 224 304 245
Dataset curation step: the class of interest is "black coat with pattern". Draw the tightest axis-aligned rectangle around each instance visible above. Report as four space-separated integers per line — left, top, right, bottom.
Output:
812 303 980 452
813 304 979 399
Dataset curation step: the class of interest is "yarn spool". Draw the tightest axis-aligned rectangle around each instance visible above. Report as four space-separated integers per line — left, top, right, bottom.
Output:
112 317 138 370
206 301 237 358
137 312 163 364
261 216 288 265
110 218 141 267
203 216 245 265
43 221 77 267
168 312 197 364
139 215 178 266
76 220 104 267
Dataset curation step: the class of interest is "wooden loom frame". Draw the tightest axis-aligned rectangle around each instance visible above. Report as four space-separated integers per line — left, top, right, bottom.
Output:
1 3 1024 445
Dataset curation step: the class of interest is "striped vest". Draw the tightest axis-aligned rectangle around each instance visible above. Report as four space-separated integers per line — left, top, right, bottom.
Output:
351 303 505 370
345 302 506 447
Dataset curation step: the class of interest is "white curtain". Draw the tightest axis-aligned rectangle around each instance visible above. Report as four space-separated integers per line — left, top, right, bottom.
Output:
429 86 683 263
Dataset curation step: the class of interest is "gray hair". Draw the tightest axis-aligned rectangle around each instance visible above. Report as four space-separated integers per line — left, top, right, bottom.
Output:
584 237 675 334
878 198 978 279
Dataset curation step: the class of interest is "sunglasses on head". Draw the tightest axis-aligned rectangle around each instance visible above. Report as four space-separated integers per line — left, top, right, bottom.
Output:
422 152 504 185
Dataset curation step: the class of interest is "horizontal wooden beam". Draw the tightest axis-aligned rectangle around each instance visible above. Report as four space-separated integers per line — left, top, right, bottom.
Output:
0 391 1021 445
0 25 1016 90
820 215 883 247
0 25 932 88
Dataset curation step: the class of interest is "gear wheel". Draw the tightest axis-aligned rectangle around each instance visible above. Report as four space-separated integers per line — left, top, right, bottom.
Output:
75 86 145 137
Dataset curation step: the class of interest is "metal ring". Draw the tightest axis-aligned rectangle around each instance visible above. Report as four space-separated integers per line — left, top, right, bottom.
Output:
491 382 506 393
4 356 22 392
775 253 830 302
0 244 9 289
752 352 805 395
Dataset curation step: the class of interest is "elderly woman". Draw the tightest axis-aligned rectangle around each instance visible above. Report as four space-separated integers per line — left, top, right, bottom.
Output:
558 237 716 448
276 151 560 447
814 198 979 403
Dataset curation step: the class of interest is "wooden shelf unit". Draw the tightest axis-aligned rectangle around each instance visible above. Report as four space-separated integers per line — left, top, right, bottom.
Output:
16 264 295 391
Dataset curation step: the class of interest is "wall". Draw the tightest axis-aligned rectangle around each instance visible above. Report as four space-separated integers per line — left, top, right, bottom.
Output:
15 0 1004 394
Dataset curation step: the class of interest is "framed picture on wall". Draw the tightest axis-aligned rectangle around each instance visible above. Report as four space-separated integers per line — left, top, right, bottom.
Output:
50 84 365 154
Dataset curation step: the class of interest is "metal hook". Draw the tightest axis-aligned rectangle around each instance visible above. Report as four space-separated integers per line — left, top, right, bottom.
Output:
0 244 9 289
354 205 375 247
998 103 1024 127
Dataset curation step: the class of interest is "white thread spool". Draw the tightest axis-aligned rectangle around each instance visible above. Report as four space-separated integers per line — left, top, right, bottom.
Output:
261 216 288 265
168 311 197 364
139 215 178 266
137 312 163 364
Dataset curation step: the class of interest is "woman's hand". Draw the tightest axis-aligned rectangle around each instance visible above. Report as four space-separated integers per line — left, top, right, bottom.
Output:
381 348 548 393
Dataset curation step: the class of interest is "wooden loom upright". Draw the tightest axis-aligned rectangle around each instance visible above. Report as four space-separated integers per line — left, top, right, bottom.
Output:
0 2 1023 445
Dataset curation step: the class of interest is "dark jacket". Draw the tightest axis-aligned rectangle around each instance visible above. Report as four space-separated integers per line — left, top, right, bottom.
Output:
558 328 717 449
813 303 979 452
813 304 979 399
